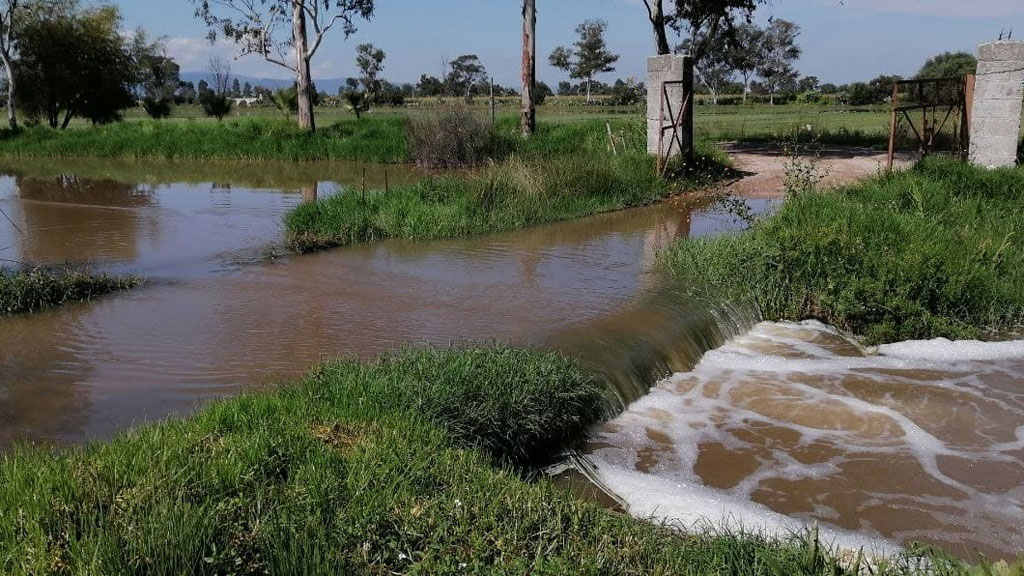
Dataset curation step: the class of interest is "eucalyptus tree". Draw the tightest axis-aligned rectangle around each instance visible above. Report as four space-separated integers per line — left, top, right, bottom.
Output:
641 0 766 63
726 22 762 103
757 19 801 105
549 19 619 103
192 0 375 132
0 0 20 129
355 42 385 99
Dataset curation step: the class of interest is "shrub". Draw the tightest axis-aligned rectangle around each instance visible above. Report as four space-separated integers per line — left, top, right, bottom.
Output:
199 92 233 120
408 106 493 168
141 96 173 120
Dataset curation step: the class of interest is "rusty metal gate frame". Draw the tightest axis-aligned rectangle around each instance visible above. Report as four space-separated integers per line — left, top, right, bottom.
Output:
887 76 972 170
657 79 693 176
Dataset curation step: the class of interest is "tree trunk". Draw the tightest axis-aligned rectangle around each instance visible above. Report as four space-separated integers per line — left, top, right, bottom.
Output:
1 51 15 130
520 0 536 137
586 78 592 103
646 0 671 55
292 1 315 132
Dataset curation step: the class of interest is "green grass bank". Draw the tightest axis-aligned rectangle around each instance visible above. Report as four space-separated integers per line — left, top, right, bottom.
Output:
0 268 139 315
284 119 729 252
665 159 1024 344
1 345 1003 575
0 117 410 163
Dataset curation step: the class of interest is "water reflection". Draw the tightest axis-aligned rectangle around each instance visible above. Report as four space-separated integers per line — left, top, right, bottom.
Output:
0 164 770 446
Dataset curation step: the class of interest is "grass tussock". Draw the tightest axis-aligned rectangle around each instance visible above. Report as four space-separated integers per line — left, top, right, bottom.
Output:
665 158 1024 344
285 119 729 252
0 117 410 163
0 344 1004 575
0 267 140 315
409 107 493 168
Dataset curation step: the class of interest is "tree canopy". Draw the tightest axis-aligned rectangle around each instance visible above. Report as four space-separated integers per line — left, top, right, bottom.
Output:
916 51 977 80
15 1 136 128
549 19 619 102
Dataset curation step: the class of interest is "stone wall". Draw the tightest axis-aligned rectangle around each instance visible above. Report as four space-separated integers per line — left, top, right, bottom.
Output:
647 55 693 159
969 41 1024 169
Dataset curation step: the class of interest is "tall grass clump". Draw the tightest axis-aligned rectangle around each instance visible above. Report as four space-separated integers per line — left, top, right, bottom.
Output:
409 106 493 168
284 152 667 252
0 117 411 163
286 118 729 252
665 158 1024 344
0 267 140 315
0 344 1002 574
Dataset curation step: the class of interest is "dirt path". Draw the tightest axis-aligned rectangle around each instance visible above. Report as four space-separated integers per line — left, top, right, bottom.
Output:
718 143 914 198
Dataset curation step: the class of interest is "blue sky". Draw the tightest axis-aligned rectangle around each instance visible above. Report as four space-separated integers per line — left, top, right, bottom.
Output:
116 0 1024 86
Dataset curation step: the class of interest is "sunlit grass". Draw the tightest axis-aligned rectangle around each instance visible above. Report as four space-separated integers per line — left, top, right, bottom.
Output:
665 158 1024 344
0 267 140 315
1 344 1009 574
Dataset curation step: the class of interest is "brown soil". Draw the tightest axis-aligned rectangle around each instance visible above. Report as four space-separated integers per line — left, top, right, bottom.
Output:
717 143 916 198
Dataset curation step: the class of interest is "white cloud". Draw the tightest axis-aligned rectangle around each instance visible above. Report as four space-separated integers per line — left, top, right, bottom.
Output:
165 36 295 78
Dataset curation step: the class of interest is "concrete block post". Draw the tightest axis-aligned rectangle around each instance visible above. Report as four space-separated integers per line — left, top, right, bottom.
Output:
968 41 1024 169
647 55 693 161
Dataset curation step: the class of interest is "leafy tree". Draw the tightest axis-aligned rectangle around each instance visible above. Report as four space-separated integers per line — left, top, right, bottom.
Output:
134 33 180 120
0 0 22 129
557 81 575 96
197 79 210 96
819 82 838 94
609 78 644 105
15 1 136 128
680 32 732 104
916 51 977 79
535 81 553 104
231 78 241 97
642 0 766 62
415 74 444 97
549 19 619 103
176 81 196 104
757 18 800 105
342 89 368 118
726 22 762 103
243 81 252 97
843 82 873 106
798 75 819 93
868 74 902 104
355 42 385 100
445 54 486 101
272 86 299 116
193 0 375 132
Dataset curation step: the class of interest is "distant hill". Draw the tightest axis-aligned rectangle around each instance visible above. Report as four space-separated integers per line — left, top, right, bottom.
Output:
180 72 356 95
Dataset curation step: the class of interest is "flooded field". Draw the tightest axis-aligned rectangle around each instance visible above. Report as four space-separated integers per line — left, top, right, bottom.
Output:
0 158 765 446
2 157 1023 561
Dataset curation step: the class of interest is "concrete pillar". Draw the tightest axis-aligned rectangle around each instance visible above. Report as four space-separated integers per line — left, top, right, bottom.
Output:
968 41 1024 169
647 55 693 160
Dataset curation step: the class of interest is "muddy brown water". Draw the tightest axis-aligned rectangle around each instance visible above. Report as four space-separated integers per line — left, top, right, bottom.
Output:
0 159 767 447
2 158 1023 561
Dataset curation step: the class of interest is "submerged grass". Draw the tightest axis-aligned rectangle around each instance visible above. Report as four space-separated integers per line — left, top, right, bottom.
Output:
0 117 410 163
285 119 730 252
0 267 140 315
0 344 1006 575
665 158 1024 344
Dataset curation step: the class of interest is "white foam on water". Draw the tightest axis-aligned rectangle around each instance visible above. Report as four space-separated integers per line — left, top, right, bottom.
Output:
585 321 1024 559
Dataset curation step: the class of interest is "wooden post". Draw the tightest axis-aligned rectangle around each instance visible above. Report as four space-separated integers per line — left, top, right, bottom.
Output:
963 74 975 159
490 77 496 126
887 83 899 171
521 0 536 137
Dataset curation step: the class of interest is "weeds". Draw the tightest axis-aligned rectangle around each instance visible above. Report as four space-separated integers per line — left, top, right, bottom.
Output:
408 106 493 168
0 267 140 315
664 158 1024 344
